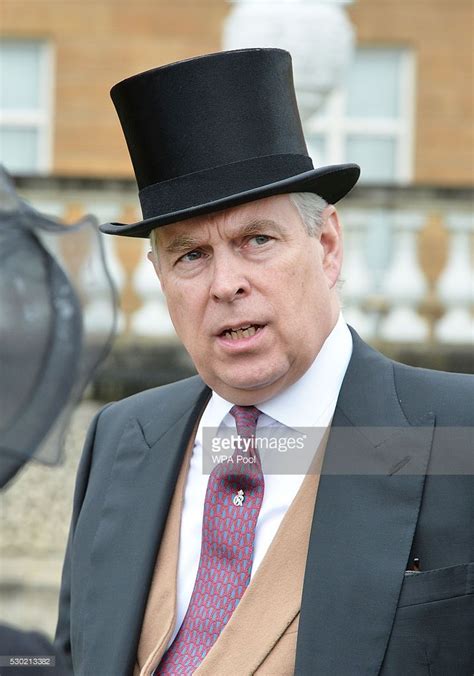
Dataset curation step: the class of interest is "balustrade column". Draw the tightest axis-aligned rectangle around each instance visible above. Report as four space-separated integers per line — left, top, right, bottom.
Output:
82 234 125 334
435 213 474 344
340 208 375 338
379 211 429 342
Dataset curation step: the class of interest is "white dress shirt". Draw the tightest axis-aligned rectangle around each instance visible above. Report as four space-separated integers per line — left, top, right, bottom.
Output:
167 314 353 646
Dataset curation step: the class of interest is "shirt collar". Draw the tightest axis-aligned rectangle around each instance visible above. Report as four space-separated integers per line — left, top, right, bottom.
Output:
199 313 352 434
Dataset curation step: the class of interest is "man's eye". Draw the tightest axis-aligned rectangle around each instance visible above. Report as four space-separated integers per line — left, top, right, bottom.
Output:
250 234 271 246
180 250 202 263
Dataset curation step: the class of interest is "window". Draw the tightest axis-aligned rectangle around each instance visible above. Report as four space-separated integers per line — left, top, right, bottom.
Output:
306 47 415 184
0 39 54 174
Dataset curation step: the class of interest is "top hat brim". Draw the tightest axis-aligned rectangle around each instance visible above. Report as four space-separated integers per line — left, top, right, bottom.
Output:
100 163 360 238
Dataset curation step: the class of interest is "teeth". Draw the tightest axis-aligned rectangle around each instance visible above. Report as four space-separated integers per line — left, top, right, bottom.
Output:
224 325 259 340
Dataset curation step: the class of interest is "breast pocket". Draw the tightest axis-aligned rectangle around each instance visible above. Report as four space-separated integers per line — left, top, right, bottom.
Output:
398 561 473 607
381 563 474 676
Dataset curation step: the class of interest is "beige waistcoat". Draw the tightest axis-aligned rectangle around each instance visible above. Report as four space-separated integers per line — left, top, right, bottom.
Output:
134 426 329 676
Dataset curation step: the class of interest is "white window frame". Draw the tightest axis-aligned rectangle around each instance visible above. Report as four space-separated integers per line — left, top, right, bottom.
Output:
0 38 55 174
306 46 416 184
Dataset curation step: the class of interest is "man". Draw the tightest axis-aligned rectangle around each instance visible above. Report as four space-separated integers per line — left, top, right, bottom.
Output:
55 49 473 675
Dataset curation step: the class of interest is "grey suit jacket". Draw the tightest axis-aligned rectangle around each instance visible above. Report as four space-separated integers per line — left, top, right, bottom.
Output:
55 329 474 675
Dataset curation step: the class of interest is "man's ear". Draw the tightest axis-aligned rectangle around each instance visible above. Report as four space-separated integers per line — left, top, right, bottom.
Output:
319 205 343 289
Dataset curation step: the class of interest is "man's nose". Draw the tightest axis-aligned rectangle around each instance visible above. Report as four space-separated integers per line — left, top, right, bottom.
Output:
209 254 250 302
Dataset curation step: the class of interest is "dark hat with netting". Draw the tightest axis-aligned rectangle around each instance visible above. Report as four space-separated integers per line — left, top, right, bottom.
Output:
0 167 117 488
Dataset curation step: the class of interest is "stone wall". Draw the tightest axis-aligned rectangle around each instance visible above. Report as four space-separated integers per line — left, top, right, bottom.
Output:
0 402 101 638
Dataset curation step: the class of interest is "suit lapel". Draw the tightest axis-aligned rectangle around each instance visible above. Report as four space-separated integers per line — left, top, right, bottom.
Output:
295 332 435 675
83 379 210 676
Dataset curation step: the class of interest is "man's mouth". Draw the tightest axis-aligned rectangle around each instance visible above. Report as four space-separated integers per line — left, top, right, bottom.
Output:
219 324 264 341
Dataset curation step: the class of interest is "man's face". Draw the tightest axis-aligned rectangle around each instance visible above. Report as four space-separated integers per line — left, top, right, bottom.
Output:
150 194 342 405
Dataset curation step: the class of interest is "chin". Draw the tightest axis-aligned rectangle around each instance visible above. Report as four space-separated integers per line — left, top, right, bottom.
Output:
218 366 290 397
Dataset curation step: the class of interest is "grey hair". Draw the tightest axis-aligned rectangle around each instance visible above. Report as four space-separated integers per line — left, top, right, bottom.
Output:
150 226 160 261
149 191 328 256
289 192 328 236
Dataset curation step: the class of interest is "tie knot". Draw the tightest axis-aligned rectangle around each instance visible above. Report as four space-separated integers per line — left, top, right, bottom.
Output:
229 405 260 437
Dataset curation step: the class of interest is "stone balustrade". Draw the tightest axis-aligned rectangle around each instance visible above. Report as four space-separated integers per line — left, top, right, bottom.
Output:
13 177 473 349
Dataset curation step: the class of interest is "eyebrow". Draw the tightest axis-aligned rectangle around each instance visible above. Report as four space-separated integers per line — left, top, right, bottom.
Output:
238 219 286 238
162 218 285 255
163 234 202 255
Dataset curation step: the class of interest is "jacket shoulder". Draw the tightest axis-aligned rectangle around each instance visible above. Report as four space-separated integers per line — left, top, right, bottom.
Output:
96 375 209 434
392 361 473 425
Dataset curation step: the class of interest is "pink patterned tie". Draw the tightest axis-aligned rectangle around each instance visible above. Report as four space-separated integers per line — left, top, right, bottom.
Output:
156 405 264 675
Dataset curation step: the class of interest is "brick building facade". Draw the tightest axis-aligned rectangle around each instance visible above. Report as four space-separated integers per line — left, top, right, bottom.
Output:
1 0 473 185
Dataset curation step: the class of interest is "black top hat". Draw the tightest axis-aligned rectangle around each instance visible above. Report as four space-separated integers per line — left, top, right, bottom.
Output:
100 48 360 239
